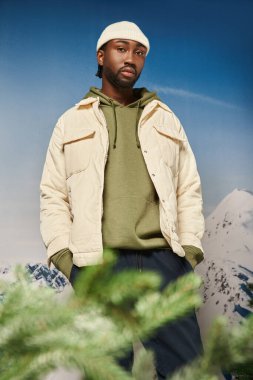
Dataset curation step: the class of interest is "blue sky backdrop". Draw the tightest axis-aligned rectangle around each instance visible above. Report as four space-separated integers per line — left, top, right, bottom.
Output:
0 0 252 262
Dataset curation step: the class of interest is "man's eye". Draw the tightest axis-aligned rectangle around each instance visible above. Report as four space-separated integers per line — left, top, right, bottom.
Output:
136 50 145 56
117 47 125 52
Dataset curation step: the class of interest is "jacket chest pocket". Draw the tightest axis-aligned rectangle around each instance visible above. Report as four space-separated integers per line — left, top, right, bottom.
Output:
63 128 96 178
153 125 185 177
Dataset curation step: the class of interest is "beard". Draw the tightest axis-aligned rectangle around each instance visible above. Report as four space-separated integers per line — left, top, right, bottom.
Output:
102 65 141 89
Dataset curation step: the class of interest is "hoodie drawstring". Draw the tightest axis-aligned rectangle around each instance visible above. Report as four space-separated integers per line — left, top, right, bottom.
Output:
135 100 141 149
111 99 141 149
111 101 118 149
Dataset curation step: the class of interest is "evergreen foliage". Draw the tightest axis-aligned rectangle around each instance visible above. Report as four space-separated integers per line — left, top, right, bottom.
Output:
169 315 253 380
0 250 202 380
0 249 252 380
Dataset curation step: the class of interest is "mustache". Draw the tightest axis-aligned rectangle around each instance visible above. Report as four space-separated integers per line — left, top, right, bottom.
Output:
119 65 137 75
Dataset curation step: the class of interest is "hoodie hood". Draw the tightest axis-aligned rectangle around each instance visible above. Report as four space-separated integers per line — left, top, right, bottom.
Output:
84 86 159 107
83 86 160 148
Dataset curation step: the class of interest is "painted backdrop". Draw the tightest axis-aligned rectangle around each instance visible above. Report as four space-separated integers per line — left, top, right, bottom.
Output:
1 1 253 379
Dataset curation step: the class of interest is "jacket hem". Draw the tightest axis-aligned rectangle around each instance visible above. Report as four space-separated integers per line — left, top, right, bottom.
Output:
72 251 103 267
179 232 204 253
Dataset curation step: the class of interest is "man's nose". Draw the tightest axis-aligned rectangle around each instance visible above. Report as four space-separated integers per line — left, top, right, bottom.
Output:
124 50 135 64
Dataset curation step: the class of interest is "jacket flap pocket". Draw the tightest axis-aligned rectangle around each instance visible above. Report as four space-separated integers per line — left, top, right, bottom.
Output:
63 128 95 177
63 128 96 148
153 125 186 142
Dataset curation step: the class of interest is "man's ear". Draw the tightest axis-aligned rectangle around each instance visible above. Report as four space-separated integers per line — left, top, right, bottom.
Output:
97 50 104 66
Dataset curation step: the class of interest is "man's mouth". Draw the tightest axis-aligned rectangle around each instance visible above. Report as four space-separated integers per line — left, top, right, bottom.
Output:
120 67 136 77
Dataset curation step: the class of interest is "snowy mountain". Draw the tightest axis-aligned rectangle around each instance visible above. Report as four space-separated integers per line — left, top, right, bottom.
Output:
0 263 69 294
196 188 253 338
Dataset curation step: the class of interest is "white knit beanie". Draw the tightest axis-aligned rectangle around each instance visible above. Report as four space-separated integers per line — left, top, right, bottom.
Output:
96 21 150 55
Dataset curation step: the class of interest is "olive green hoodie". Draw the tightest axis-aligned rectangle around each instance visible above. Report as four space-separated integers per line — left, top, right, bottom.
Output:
84 86 169 251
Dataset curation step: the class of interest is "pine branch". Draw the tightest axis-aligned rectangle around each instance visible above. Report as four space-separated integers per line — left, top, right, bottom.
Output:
1 256 252 380
0 252 202 380
134 270 202 339
132 349 156 380
73 249 202 338
169 315 253 380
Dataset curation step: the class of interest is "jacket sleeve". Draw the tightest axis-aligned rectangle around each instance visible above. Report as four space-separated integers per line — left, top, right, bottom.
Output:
40 117 72 264
175 119 205 252
183 245 204 269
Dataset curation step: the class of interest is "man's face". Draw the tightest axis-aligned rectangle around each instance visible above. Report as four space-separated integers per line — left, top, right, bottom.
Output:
97 39 147 88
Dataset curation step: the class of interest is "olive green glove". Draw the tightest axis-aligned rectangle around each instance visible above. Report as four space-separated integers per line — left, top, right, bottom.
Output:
50 248 73 279
182 245 204 269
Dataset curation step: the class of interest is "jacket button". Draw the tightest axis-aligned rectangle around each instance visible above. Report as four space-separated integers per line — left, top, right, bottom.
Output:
144 150 148 153
152 173 155 177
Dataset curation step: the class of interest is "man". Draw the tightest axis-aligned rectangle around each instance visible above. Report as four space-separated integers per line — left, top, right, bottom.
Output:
40 21 205 379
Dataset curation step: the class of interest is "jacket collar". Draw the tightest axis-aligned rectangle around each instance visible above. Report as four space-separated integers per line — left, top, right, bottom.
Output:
75 96 172 113
75 97 99 108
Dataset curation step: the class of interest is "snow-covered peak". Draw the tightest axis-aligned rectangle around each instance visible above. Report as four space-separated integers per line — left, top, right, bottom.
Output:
207 188 253 223
203 188 253 262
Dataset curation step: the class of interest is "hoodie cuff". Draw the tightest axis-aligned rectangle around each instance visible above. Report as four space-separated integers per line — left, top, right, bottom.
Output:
182 245 204 269
51 248 73 279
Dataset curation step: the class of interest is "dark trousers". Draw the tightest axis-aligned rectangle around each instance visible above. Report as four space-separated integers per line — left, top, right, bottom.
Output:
70 248 204 379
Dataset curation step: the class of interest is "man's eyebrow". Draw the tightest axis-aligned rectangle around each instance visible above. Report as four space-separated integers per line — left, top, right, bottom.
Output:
114 39 146 49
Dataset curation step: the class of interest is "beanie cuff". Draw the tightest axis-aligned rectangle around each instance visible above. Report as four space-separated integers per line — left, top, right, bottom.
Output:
96 21 150 55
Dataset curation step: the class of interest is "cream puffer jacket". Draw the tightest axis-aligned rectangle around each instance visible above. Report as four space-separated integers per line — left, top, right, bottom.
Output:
40 97 205 267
